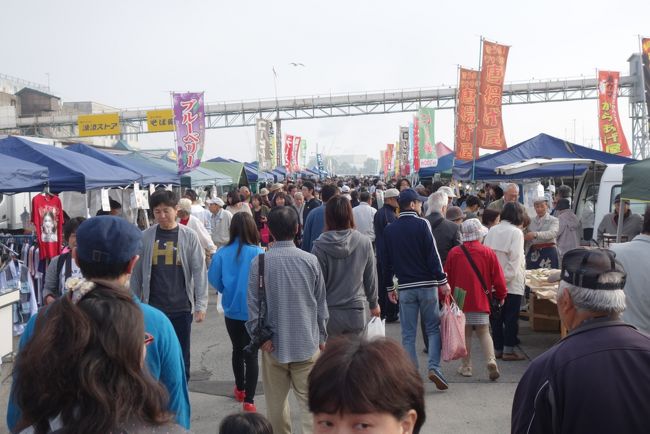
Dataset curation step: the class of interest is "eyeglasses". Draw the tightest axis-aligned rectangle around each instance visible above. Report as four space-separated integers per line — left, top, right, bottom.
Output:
144 332 154 346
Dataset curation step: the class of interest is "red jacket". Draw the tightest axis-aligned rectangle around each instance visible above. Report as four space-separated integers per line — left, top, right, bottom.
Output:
444 240 507 313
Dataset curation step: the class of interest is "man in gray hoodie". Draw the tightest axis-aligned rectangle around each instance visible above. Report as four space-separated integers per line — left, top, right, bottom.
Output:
312 196 379 337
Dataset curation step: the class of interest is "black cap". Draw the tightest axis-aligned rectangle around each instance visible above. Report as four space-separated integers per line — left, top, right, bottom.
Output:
560 248 626 290
108 198 121 210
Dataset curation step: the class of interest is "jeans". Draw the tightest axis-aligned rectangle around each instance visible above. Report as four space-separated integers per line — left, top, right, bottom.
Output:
399 287 441 371
224 317 259 403
490 293 522 352
167 311 193 381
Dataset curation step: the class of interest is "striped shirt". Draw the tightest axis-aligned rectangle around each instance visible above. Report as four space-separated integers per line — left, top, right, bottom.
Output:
246 240 329 364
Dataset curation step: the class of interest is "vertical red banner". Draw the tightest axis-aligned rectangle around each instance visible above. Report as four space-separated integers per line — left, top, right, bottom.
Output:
292 136 301 172
386 143 395 174
284 134 294 172
455 68 479 160
598 71 631 156
477 41 509 151
413 116 420 171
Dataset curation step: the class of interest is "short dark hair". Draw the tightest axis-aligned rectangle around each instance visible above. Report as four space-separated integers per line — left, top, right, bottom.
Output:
63 217 86 242
481 208 500 226
644 205 650 234
219 412 272 434
398 178 412 189
108 198 121 210
149 190 178 209
227 190 242 206
359 191 371 202
268 206 298 241
309 336 425 434
183 189 198 201
500 202 525 226
77 258 132 280
303 181 315 192
321 184 339 203
465 195 482 208
493 186 504 200
325 197 355 231
350 190 359 201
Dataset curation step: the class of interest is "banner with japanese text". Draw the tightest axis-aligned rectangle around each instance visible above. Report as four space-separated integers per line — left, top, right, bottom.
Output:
386 143 395 175
317 153 324 174
399 127 410 175
255 118 273 170
292 136 302 172
477 41 509 151
408 122 414 171
78 113 121 137
284 134 294 172
269 122 276 169
598 71 631 156
380 150 386 178
417 108 437 167
147 109 174 132
301 138 308 168
455 68 479 160
173 92 205 174
413 115 420 171
642 38 650 126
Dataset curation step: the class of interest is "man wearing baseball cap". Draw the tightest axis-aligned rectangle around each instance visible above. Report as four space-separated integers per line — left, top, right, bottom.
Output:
7 216 190 430
512 247 650 433
373 188 400 323
596 194 643 244
207 197 232 249
383 188 451 390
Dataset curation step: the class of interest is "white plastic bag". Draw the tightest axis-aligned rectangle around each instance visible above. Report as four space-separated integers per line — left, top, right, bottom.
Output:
440 296 468 362
365 317 385 340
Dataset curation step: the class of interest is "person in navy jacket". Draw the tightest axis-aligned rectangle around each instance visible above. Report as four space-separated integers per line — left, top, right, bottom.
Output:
384 188 451 390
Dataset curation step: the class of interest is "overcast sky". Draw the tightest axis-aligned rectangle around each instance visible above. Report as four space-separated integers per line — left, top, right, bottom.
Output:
2 0 649 162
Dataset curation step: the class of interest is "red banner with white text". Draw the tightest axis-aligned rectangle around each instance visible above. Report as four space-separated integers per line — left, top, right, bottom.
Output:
598 71 631 156
284 134 294 172
292 136 302 172
477 41 509 151
455 68 479 160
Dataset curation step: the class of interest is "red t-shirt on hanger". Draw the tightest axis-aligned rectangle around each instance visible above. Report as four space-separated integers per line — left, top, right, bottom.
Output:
31 194 64 260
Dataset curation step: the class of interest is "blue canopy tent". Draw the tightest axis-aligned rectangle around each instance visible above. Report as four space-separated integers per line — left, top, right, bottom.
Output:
418 153 456 178
0 136 141 193
66 143 180 186
452 133 634 181
0 154 49 193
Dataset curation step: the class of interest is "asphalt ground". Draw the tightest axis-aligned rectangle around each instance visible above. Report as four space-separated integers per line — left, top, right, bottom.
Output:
0 291 560 433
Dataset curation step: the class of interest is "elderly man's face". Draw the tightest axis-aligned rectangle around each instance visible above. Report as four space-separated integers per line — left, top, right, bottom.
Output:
209 203 220 214
504 187 519 203
534 201 548 217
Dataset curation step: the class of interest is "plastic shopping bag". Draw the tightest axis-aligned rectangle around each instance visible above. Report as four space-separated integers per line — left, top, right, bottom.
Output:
440 296 468 362
365 317 386 340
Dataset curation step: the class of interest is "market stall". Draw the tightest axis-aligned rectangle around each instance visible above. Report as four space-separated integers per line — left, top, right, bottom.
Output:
524 268 567 337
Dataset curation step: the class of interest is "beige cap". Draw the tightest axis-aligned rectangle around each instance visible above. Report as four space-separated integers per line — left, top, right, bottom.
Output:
384 188 400 199
270 183 284 193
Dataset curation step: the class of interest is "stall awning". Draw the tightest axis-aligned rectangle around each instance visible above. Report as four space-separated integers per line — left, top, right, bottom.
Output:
0 154 49 193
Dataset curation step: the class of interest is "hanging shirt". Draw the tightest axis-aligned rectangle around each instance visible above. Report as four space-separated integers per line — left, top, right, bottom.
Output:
31 194 64 260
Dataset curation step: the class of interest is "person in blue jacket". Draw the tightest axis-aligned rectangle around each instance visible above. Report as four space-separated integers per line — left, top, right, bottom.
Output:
7 216 190 431
209 212 264 412
301 184 339 252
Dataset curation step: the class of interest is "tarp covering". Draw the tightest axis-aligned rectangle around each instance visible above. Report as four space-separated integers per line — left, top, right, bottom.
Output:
0 136 141 192
622 158 650 202
143 156 232 187
452 133 634 180
111 153 182 185
418 153 455 178
0 154 49 193
66 143 180 186
200 161 246 186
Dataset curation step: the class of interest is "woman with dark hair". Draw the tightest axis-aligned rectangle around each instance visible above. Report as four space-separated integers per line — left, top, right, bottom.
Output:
482 208 501 229
311 196 378 336
483 202 527 361
227 189 252 216
208 213 263 412
271 191 293 208
309 336 425 434
251 194 271 247
397 178 412 192
13 285 183 433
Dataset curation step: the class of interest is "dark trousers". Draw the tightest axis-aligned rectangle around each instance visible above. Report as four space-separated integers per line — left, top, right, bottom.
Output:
224 317 259 403
166 311 193 381
490 293 523 351
377 260 398 321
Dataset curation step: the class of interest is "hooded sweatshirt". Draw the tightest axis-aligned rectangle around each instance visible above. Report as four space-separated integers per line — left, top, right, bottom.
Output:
312 229 378 310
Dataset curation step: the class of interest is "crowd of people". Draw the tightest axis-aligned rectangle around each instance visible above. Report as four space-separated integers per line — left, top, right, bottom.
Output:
5 175 650 434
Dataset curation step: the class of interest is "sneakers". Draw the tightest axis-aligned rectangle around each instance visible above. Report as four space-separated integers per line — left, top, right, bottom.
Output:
428 369 449 390
502 352 526 361
233 386 246 403
487 361 500 381
243 402 257 412
457 366 472 377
